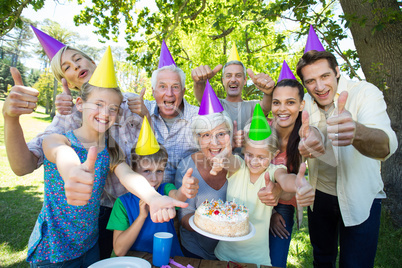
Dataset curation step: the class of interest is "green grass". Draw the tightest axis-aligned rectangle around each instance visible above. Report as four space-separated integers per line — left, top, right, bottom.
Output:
0 99 48 267
0 99 401 267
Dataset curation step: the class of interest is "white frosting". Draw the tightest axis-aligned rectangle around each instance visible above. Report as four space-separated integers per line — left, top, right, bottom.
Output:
196 199 248 223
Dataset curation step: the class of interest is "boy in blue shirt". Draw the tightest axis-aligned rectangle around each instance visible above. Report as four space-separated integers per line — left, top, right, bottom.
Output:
107 143 198 257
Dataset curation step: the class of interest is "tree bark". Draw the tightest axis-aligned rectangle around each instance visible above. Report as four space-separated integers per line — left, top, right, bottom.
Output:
50 78 58 119
339 0 402 227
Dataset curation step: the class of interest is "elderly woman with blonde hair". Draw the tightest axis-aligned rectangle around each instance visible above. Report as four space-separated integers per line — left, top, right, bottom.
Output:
175 111 233 260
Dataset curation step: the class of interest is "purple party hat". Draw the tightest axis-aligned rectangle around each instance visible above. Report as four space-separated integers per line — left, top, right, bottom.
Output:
158 40 177 68
304 25 325 53
31 25 66 60
198 80 224 115
278 60 297 82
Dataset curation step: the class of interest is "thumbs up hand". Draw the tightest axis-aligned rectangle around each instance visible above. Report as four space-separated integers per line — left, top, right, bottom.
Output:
55 78 74 115
257 173 282 206
128 87 149 118
247 69 275 95
63 146 98 206
295 163 315 207
298 111 325 158
179 168 199 199
327 91 356 146
299 111 311 140
3 67 39 118
191 64 223 83
232 120 244 148
210 134 232 175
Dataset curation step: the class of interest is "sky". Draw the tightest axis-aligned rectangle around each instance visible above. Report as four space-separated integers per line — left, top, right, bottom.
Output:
21 0 157 69
20 0 363 78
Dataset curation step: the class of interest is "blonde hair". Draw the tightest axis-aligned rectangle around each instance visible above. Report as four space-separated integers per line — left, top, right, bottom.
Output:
80 82 125 171
191 111 233 149
243 123 279 154
50 46 94 90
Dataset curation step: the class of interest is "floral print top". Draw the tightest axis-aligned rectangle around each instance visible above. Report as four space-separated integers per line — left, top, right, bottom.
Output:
27 130 109 263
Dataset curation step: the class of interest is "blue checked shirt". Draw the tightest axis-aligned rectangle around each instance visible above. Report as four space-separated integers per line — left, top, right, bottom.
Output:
144 98 199 183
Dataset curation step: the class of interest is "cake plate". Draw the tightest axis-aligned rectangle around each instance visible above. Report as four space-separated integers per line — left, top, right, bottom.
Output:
189 215 256 242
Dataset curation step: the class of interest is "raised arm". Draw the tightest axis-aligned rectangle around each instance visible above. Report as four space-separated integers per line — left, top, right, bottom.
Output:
274 163 315 207
298 111 325 158
169 168 199 202
126 87 151 123
191 64 223 103
327 91 390 158
114 163 188 223
210 134 241 176
246 68 275 115
43 134 98 206
3 68 40 175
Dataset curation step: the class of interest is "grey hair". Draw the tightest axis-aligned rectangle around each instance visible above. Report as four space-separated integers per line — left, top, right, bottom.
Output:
191 111 233 149
50 45 94 90
151 64 186 90
243 123 279 153
222 60 247 78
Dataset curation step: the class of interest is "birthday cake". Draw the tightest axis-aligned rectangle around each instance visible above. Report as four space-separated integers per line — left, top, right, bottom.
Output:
194 199 249 237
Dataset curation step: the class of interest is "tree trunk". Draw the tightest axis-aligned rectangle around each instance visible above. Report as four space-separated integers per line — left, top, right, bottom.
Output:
50 78 58 119
339 0 402 227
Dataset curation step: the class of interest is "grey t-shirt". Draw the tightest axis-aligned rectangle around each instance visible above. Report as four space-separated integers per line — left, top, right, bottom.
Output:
175 154 228 260
162 116 178 132
220 99 259 156
220 99 259 130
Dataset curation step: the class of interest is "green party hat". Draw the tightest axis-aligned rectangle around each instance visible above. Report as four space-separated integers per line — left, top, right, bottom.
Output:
249 103 271 140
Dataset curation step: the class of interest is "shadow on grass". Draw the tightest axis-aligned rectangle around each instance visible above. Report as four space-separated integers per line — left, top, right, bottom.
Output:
0 185 43 252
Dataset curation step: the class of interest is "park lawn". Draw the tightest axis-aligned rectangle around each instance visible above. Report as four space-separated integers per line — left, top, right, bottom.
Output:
0 99 401 267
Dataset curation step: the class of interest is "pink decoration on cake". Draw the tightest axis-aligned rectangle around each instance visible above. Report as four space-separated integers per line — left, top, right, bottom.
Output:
194 199 249 237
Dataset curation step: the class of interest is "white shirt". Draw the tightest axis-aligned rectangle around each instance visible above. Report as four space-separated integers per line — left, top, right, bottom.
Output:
304 76 398 226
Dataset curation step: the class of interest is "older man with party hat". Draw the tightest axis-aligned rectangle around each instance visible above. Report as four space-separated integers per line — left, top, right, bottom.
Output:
298 25 397 267
127 40 199 184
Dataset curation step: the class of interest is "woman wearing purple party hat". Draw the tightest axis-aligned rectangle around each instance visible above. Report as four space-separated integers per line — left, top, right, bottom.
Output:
175 80 232 260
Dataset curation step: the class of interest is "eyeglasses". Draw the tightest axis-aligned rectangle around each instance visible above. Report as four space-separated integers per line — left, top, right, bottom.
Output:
83 102 120 116
198 131 230 143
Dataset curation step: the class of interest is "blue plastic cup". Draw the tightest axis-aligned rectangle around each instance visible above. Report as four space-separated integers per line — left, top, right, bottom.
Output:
152 232 173 267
